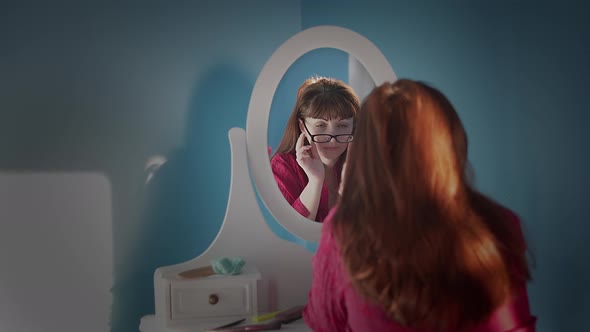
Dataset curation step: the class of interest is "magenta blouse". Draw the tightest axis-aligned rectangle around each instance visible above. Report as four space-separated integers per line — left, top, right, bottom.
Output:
270 152 342 222
303 208 537 332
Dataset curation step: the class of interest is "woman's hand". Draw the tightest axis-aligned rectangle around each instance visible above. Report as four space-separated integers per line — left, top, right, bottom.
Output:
296 132 324 182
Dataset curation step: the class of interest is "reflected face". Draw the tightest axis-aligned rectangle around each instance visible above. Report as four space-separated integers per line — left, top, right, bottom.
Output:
300 117 354 163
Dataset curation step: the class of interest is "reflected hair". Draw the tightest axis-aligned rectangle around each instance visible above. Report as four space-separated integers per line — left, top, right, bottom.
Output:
333 79 531 331
273 76 359 157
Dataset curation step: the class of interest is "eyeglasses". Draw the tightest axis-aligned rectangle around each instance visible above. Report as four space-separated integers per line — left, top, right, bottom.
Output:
302 121 354 143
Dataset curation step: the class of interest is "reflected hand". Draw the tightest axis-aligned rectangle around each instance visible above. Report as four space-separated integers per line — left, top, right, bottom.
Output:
296 132 324 182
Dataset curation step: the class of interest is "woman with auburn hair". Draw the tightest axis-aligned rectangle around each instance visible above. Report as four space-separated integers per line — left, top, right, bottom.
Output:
271 76 359 222
303 79 536 331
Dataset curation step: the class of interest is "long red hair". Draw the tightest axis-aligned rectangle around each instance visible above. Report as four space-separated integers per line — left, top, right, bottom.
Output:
333 79 530 331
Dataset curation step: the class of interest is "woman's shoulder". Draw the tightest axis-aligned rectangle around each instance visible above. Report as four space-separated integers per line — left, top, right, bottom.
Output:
323 207 338 227
501 208 524 234
502 207 520 222
271 151 296 164
270 152 301 178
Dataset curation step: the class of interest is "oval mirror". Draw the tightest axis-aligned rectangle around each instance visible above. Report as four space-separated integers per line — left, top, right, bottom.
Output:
268 47 350 226
247 25 397 243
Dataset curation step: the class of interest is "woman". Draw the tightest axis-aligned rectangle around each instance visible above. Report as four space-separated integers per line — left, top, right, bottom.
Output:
303 79 536 331
271 76 359 222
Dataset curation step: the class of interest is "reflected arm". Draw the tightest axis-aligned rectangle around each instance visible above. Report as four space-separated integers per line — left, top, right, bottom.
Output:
271 153 322 221
296 178 322 221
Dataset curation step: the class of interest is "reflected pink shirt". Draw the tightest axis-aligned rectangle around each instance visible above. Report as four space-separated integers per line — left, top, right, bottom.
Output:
270 152 342 223
303 208 537 332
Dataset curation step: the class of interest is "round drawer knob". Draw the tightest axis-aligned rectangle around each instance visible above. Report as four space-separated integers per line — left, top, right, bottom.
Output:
208 294 219 305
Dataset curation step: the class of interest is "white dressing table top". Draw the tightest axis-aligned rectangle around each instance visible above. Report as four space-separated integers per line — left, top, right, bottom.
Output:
140 314 312 332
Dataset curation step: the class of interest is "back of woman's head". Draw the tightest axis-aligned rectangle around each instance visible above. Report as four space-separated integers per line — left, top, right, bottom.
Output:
334 79 529 331
274 76 359 156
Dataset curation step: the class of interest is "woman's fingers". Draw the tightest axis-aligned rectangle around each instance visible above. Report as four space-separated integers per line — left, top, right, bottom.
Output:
296 145 312 160
296 132 305 150
296 133 313 161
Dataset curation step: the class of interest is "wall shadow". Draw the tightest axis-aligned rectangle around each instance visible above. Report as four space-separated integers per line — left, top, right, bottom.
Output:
110 63 255 332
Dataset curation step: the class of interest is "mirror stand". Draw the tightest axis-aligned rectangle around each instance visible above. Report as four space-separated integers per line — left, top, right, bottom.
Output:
139 128 314 332
139 25 396 332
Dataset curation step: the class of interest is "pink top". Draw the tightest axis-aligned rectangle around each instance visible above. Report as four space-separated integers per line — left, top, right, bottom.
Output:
303 208 537 332
270 152 342 223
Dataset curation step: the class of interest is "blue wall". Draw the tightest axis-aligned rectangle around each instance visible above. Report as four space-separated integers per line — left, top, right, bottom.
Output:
111 3 305 331
301 1 590 331
1 1 304 331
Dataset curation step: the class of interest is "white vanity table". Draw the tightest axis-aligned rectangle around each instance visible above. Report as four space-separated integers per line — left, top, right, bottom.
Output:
139 25 396 332
139 128 315 332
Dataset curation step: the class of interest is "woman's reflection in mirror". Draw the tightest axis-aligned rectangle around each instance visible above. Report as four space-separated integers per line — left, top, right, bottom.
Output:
271 76 359 222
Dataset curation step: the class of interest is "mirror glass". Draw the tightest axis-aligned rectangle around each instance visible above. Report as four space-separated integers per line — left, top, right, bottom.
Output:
247 26 397 243
268 48 374 224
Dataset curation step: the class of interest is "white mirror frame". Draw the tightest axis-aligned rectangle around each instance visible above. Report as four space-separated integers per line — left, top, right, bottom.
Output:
246 25 397 243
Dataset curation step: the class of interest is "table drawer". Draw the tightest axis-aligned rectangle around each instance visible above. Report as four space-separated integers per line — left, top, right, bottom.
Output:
170 278 257 319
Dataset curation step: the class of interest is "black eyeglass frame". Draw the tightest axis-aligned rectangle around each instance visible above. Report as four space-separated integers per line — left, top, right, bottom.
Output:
301 121 354 143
